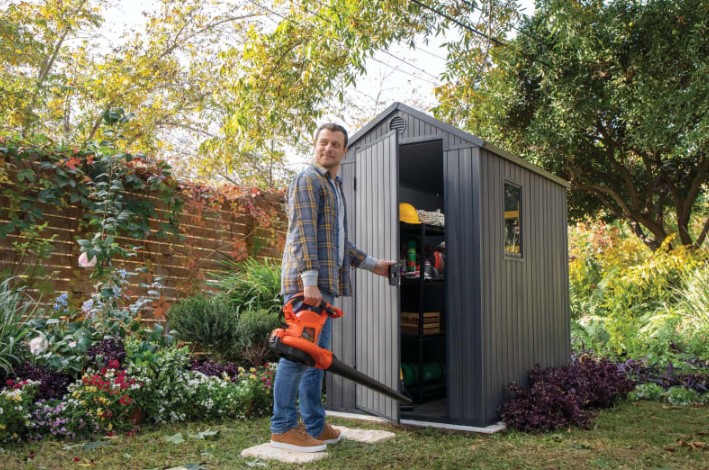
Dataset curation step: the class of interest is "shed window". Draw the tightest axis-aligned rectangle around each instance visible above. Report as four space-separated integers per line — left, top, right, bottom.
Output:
504 182 522 257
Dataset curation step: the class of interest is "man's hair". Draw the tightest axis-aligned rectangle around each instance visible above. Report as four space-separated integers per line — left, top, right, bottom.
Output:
314 123 349 148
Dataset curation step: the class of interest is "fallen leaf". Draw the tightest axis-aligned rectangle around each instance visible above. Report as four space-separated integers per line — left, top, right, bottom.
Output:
192 429 219 440
163 433 185 445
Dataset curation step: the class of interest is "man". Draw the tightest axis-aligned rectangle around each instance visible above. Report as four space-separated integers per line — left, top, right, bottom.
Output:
270 123 394 452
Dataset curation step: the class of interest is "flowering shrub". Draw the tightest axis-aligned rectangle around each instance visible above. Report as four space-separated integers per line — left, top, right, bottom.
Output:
126 343 193 424
188 364 274 420
29 399 90 440
64 360 141 434
0 379 38 442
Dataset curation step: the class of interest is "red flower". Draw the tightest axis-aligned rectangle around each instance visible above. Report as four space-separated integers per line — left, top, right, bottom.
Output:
119 395 132 406
108 360 120 369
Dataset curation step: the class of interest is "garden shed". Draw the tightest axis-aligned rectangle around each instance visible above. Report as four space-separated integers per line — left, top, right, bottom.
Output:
326 102 571 428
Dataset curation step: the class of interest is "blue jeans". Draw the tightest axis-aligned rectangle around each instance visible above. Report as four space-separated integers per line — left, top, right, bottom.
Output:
270 292 334 436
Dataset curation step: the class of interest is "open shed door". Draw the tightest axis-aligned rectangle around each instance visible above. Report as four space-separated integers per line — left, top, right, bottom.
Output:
353 131 400 422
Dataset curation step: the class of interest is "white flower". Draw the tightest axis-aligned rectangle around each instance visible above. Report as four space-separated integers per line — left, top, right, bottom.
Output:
78 252 97 268
68 341 77 348
29 336 49 355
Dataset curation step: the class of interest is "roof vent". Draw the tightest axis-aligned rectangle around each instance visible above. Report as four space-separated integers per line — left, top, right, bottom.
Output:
389 116 407 136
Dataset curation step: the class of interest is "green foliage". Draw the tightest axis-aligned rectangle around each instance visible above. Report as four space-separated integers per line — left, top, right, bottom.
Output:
125 341 194 424
665 386 703 406
628 383 666 402
570 221 709 364
208 257 282 314
28 315 95 379
673 265 709 330
0 139 183 289
0 278 40 377
439 0 709 249
233 308 282 366
166 295 239 357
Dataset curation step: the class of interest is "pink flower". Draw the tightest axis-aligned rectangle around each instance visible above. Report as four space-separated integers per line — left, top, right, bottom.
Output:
78 252 97 268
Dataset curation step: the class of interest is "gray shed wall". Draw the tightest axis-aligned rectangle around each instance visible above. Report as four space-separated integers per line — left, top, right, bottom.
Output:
478 148 571 423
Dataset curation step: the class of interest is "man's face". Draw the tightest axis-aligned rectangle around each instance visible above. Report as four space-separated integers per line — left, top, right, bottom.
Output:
314 129 347 170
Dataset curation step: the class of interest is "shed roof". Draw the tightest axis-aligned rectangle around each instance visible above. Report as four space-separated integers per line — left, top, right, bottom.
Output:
349 102 569 188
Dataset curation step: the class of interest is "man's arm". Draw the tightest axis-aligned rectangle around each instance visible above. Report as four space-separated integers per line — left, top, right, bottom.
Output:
288 173 322 305
347 241 395 278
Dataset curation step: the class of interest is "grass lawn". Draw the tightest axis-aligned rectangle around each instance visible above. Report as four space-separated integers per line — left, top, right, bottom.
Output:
2 401 707 469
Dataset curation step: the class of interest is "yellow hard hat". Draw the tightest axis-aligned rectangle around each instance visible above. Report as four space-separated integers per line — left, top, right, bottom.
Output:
399 203 421 224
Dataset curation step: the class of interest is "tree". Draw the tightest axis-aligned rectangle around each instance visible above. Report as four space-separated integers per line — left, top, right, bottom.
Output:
218 0 520 152
435 0 709 250
0 0 287 186
0 1 523 186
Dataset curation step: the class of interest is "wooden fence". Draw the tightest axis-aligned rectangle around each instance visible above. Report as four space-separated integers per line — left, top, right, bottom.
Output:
0 189 286 324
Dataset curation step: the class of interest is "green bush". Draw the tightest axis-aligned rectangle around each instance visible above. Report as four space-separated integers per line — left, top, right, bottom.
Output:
166 295 238 357
233 308 283 365
208 257 282 314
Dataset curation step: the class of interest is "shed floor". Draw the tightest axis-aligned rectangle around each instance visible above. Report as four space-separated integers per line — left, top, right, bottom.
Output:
401 398 446 421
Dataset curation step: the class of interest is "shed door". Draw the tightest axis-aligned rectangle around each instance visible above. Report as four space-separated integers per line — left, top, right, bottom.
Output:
353 131 400 422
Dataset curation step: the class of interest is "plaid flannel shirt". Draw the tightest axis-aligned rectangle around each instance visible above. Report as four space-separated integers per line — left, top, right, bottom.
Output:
280 164 369 297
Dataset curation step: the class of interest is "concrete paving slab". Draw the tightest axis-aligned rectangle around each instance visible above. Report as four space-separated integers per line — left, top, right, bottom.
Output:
240 426 397 463
240 443 328 463
335 426 396 443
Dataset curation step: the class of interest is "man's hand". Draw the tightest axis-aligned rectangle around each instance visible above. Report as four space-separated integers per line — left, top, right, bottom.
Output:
373 259 396 277
303 285 323 306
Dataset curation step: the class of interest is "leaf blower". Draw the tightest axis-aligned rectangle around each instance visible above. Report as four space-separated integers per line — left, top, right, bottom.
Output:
268 293 413 405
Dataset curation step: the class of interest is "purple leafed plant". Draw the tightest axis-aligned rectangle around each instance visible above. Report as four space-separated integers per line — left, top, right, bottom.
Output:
622 359 709 395
500 356 635 432
189 357 241 379
500 381 594 432
10 362 71 401
86 337 126 367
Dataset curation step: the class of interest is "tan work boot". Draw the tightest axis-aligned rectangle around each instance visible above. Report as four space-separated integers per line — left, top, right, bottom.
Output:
314 423 342 444
270 424 327 452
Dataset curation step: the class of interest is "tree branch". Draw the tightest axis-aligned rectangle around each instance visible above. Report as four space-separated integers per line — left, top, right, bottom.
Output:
694 216 709 249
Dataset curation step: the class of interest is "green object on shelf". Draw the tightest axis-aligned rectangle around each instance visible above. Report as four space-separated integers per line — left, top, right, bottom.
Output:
422 361 445 381
401 361 445 386
401 362 417 386
406 239 417 272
